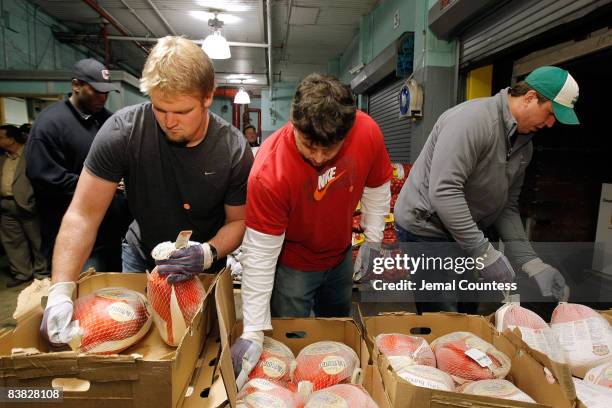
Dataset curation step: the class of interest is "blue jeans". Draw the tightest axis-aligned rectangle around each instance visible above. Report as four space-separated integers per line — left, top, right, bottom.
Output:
121 239 148 272
394 223 478 314
271 248 353 318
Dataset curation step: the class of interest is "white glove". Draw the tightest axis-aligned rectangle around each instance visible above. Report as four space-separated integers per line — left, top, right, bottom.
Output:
40 282 82 350
231 330 264 390
522 258 570 301
153 241 214 283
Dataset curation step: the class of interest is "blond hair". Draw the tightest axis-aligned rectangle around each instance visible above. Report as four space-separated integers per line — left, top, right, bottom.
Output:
140 36 215 97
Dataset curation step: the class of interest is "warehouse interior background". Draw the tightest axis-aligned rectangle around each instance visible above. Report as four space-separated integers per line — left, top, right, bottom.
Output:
1 0 612 322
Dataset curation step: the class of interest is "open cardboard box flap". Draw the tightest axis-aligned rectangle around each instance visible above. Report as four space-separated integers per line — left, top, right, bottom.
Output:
363 311 578 408
215 268 389 407
0 270 219 408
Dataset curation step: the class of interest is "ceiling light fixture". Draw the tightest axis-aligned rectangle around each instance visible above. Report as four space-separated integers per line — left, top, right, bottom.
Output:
195 1 250 13
234 86 250 104
201 14 231 59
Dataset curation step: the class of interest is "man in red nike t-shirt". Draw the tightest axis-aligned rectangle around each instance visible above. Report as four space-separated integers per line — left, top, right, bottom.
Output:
231 73 392 387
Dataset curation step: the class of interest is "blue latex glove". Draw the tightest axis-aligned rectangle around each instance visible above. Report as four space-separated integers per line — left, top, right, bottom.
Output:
231 331 263 390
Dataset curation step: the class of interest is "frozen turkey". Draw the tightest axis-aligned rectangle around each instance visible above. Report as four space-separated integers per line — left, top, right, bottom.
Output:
573 378 612 408
293 341 360 391
495 303 565 363
551 303 612 378
146 268 206 346
396 365 455 391
584 362 612 389
237 378 303 408
375 333 436 371
305 384 377 408
459 379 535 403
70 287 152 354
249 337 296 386
431 332 511 384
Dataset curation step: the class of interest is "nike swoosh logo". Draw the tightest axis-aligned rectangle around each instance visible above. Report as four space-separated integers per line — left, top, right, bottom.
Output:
313 170 346 201
204 171 216 175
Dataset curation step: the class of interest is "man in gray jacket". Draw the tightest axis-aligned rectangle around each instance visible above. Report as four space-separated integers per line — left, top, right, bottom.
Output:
395 66 579 309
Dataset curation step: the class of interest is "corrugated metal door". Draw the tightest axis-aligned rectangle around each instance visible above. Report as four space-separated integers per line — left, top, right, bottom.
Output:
367 78 411 163
460 0 611 68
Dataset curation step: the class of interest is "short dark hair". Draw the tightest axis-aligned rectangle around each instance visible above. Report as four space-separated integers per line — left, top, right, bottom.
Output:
509 81 549 104
0 124 27 144
243 124 256 133
290 73 356 147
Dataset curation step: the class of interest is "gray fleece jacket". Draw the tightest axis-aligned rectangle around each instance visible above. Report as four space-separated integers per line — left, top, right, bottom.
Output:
394 88 538 266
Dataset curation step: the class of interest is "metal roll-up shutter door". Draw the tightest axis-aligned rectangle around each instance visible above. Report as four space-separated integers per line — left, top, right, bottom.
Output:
368 78 411 163
460 0 611 68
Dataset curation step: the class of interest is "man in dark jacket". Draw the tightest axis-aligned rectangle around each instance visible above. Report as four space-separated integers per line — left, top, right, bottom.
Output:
0 125 46 287
25 59 131 275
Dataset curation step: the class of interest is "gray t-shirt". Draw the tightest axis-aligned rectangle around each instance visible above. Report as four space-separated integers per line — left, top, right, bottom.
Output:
85 103 253 267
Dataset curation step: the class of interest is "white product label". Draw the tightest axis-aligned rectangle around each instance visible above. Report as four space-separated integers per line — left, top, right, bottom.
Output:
264 338 292 357
320 355 347 375
553 318 612 361
262 357 286 379
107 302 136 322
243 392 284 408
574 379 612 408
387 355 416 371
307 392 349 408
511 325 565 363
399 369 452 391
305 342 340 356
465 348 493 367
249 378 276 391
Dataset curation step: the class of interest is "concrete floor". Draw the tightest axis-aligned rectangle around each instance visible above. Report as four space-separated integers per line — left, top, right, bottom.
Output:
0 256 32 330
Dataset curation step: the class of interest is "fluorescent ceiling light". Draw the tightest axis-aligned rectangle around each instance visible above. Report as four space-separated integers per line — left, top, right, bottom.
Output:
229 78 257 84
195 1 250 12
234 87 250 104
189 10 241 24
202 30 231 59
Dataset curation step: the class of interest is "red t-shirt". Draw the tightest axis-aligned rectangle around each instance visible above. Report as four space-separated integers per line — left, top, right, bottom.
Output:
246 110 393 271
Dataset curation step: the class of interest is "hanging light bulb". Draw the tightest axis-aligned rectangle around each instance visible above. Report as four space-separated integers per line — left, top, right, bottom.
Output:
234 87 250 104
202 15 231 59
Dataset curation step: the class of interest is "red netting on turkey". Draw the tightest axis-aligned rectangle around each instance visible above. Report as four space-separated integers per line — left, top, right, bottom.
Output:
237 378 303 408
304 384 377 408
249 337 296 386
458 379 535 403
146 268 206 346
495 303 565 363
375 333 436 371
293 341 361 392
70 287 152 354
585 362 612 389
431 332 511 384
551 303 612 378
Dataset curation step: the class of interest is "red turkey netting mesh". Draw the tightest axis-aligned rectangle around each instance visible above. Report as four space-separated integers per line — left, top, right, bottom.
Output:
304 384 377 408
458 379 535 403
395 365 455 391
237 378 304 408
375 333 436 372
585 362 612 389
495 303 565 363
249 336 296 386
146 268 206 347
293 341 361 392
70 287 152 354
430 331 511 384
551 303 612 378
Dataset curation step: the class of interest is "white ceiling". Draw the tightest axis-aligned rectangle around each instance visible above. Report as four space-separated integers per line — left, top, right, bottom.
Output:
27 0 379 89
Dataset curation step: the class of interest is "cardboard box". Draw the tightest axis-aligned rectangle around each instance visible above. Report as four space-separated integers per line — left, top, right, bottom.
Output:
365 312 577 408
0 271 217 408
214 268 390 407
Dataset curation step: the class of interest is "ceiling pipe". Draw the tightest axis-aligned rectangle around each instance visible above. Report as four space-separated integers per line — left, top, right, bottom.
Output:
82 0 149 54
266 0 273 99
281 0 294 63
143 0 177 35
103 36 268 48
119 0 157 37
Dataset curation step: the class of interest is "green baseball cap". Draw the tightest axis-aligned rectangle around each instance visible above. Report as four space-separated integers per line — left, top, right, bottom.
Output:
525 66 579 125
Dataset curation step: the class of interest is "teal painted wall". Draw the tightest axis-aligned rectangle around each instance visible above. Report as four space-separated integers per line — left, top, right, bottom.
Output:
0 0 91 70
261 83 296 137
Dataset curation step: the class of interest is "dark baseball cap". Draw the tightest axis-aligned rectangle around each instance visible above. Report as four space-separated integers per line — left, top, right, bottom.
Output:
72 58 120 93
